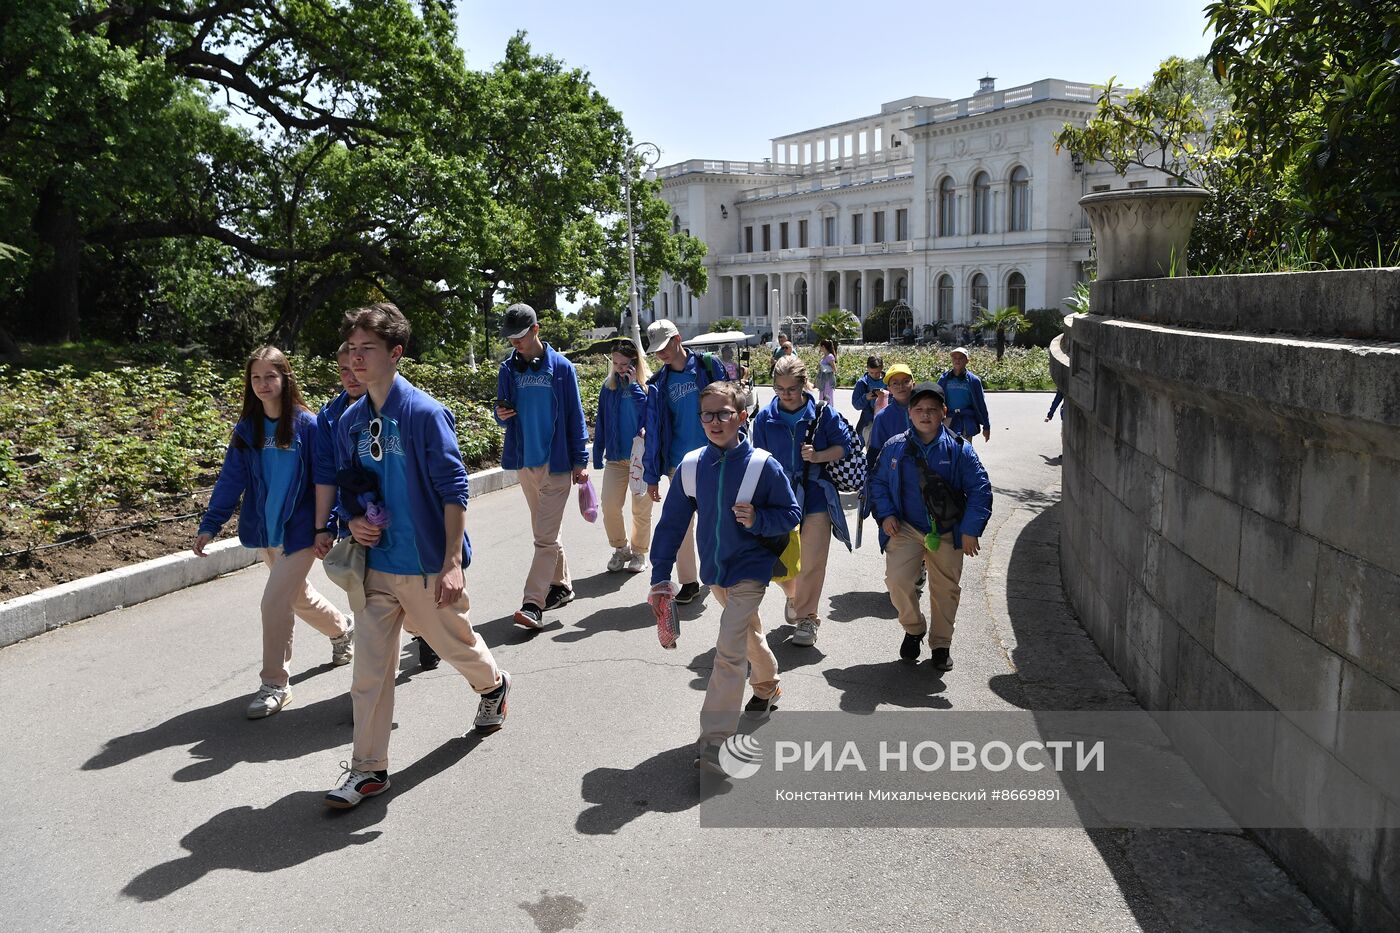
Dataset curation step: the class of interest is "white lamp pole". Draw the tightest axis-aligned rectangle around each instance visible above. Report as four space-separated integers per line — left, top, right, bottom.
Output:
623 141 661 353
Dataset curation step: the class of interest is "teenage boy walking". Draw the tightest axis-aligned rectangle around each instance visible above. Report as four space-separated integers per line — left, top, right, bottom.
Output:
866 362 914 468
643 319 730 605
316 344 440 670
494 303 590 629
649 382 802 776
869 382 993 672
314 303 509 809
938 347 992 443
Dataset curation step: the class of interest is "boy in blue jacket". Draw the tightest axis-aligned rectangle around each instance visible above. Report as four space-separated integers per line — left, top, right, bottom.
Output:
314 303 509 809
851 355 887 440
316 343 439 670
642 319 730 605
866 362 914 469
649 381 802 776
869 382 993 672
494 303 590 629
938 347 992 442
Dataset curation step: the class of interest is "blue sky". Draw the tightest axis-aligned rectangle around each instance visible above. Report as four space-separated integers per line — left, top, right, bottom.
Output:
456 0 1217 166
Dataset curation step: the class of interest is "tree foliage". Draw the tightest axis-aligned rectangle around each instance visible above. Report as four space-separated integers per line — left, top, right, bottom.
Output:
0 3 705 353
972 306 1030 361
811 308 859 343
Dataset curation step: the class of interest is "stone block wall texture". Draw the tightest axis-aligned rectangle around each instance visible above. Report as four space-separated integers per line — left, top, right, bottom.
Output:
1050 268 1400 932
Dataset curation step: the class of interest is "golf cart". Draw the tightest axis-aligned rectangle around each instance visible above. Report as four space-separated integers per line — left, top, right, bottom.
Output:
683 329 759 416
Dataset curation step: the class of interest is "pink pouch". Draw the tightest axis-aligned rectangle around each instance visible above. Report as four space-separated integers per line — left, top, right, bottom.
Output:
577 476 599 523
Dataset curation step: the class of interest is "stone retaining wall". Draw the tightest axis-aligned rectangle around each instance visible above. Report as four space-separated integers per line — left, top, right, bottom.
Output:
1050 268 1400 932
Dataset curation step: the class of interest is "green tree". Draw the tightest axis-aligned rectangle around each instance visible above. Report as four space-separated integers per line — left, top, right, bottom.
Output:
1205 0 1400 260
973 306 1030 361
812 308 859 343
710 317 743 333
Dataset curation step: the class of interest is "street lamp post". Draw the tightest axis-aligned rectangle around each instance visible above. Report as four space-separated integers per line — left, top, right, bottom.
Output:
622 141 661 353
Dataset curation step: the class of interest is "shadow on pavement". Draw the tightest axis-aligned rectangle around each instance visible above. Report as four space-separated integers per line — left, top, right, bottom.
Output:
567 570 633 601
821 661 952 712
825 589 896 623
474 613 562 646
82 668 353 781
575 743 726 835
552 604 651 644
121 732 484 901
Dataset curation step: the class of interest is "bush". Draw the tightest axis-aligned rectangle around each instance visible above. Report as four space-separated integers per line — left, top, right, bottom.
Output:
863 301 895 342
1016 309 1064 348
787 344 1053 391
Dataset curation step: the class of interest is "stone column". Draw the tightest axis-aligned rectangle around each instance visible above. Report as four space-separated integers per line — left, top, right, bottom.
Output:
860 269 873 317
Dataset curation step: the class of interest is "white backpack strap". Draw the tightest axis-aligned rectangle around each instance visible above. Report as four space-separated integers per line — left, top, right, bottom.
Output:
736 448 771 504
679 447 704 498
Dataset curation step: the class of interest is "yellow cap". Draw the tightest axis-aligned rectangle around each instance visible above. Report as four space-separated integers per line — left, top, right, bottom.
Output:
885 363 914 380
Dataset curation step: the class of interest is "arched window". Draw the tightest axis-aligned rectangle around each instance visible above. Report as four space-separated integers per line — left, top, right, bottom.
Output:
897 276 908 301
874 278 885 306
827 278 837 308
938 177 956 237
970 273 989 316
1007 271 1026 312
1009 166 1030 232
972 172 991 234
675 284 683 318
937 274 954 321
672 215 680 234
661 291 669 318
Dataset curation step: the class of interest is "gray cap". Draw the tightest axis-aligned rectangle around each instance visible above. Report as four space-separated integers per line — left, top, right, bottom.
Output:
500 303 538 339
646 319 681 355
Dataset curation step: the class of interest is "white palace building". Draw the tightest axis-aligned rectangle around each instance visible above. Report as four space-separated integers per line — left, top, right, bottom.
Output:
650 76 1168 336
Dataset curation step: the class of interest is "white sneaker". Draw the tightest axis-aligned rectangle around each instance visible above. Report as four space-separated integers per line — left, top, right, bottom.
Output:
625 551 648 574
330 625 354 666
607 547 630 572
246 683 291 719
473 671 511 733
324 762 390 809
784 598 796 623
791 617 819 647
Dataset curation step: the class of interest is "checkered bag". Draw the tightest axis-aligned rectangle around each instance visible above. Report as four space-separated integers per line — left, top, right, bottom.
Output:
821 406 867 494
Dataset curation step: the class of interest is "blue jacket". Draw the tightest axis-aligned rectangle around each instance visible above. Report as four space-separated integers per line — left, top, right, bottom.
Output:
938 368 991 437
851 374 887 430
869 426 993 552
650 440 802 589
494 343 589 473
335 375 473 571
593 377 648 468
867 399 909 468
642 350 728 484
315 390 354 536
199 410 319 554
750 392 852 550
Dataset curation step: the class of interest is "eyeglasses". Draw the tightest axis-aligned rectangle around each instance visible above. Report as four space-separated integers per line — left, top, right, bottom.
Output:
699 409 739 424
366 417 383 462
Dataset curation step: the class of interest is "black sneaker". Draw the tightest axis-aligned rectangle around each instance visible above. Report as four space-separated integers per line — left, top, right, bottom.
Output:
513 603 544 629
544 584 574 611
674 581 702 604
929 647 954 672
900 633 922 662
415 636 440 671
744 686 781 719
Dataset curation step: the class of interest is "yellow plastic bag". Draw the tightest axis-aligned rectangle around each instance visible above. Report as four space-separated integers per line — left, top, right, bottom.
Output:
771 528 801 583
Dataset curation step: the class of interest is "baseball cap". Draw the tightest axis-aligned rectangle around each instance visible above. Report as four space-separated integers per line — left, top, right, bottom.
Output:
950 346 971 359
909 382 947 406
646 319 681 355
500 303 538 340
885 363 914 381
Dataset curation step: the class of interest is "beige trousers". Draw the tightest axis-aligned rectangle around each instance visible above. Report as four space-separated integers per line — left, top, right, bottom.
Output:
601 458 653 554
884 525 964 650
700 580 779 744
517 466 573 606
780 511 832 622
258 547 350 687
350 569 501 772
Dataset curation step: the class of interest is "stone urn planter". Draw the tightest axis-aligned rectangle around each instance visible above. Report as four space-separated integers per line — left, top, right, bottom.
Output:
1079 186 1210 281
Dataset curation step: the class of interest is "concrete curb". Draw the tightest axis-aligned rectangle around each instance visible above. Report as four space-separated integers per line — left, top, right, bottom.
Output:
0 465 521 649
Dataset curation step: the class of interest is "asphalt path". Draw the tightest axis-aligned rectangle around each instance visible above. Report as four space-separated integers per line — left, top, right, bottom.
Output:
0 391 1332 932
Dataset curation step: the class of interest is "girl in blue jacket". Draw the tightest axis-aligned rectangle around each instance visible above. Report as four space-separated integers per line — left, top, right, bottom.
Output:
751 354 852 648
194 347 352 720
594 339 653 573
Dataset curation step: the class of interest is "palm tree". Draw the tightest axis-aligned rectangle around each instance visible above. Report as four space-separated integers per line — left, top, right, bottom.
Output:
972 305 1030 360
812 308 860 342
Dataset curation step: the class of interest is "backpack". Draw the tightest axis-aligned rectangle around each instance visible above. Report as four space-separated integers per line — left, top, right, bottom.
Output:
679 447 799 581
815 402 867 494
914 435 968 527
